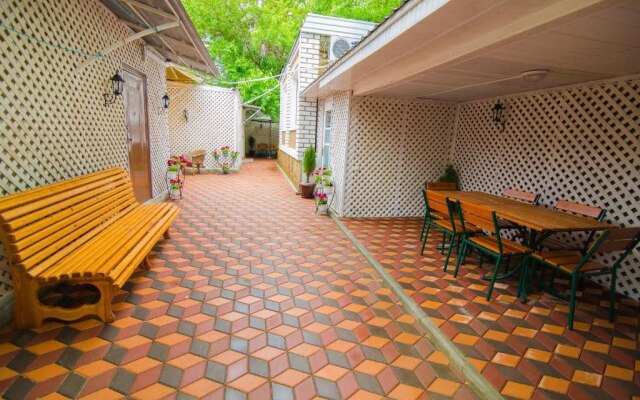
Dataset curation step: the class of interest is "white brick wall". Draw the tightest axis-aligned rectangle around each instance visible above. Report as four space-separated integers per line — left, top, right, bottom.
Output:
296 33 321 159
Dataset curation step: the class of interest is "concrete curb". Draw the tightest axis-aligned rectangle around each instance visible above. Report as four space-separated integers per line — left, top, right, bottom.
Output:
329 212 504 400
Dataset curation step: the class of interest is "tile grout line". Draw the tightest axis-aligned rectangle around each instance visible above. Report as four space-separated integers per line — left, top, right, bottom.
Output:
329 211 505 400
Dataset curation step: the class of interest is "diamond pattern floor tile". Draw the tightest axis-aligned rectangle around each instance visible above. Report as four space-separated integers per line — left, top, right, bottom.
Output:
342 217 640 400
0 161 474 399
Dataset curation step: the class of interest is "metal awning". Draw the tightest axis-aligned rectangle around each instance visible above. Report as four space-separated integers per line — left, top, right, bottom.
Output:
98 0 218 75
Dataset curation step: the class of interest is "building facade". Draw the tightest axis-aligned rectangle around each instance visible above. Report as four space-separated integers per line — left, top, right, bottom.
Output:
301 1 640 300
277 14 376 184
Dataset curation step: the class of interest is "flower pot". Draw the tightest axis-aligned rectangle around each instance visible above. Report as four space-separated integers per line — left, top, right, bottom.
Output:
300 183 315 199
324 185 334 195
167 170 178 180
317 204 328 213
170 188 180 197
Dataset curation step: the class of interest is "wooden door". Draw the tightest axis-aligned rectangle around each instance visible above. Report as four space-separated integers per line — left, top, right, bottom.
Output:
122 68 152 202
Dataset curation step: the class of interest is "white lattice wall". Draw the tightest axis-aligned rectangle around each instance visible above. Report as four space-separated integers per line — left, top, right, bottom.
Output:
453 78 640 299
343 97 457 217
317 91 352 216
168 86 243 169
0 0 170 296
245 121 278 154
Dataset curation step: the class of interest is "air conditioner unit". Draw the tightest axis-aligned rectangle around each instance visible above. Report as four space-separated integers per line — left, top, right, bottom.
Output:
329 36 358 61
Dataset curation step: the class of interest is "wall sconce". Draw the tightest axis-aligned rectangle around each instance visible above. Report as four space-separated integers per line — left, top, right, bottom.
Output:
104 72 125 106
491 100 506 132
158 93 170 115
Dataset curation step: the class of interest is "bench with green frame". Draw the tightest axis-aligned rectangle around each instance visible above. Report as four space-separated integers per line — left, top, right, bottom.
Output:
526 227 640 330
540 199 607 253
420 191 481 272
453 200 533 300
419 181 456 241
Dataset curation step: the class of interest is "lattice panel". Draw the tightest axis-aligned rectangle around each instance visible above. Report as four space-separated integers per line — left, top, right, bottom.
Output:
344 97 456 217
0 0 170 295
245 121 278 154
453 79 640 299
324 91 351 216
168 87 242 169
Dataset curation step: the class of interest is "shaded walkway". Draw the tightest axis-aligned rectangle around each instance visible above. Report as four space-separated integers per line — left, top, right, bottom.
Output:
343 217 640 400
0 160 474 400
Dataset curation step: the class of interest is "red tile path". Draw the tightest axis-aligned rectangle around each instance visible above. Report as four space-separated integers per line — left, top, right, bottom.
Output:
0 160 475 400
342 217 640 400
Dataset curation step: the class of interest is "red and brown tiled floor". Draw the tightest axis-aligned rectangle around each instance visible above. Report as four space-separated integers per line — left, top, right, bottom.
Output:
342 217 640 400
0 160 476 400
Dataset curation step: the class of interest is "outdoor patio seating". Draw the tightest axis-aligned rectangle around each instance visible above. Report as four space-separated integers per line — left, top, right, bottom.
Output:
530 227 640 329
540 199 607 252
0 168 178 329
185 149 207 174
419 191 482 272
502 188 541 205
453 200 533 300
420 181 457 239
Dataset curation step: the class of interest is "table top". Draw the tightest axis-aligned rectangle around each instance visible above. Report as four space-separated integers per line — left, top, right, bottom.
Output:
428 190 611 232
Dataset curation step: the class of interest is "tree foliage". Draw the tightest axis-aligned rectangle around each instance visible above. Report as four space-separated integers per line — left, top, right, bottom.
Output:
183 0 403 121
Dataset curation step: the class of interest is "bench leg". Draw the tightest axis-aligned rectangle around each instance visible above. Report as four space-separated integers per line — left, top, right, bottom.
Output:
143 257 152 270
95 281 115 323
163 229 171 239
13 273 45 330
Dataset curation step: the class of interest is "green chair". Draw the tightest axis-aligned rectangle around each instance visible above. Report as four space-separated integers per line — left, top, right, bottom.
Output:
453 200 532 300
420 191 481 272
420 181 456 241
526 227 640 330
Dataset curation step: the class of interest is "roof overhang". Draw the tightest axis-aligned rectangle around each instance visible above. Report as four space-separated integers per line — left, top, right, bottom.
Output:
99 0 218 76
302 0 640 102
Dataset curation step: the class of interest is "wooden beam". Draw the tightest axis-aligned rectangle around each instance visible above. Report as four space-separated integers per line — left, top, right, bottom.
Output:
120 0 179 21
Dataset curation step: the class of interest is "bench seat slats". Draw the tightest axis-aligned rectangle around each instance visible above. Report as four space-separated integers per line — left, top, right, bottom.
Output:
14 194 137 265
9 183 134 244
35 204 171 283
0 170 128 225
110 206 179 287
0 167 179 329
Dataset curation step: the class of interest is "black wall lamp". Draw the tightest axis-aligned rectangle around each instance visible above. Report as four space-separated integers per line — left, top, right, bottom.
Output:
158 93 170 115
491 100 506 132
104 72 125 106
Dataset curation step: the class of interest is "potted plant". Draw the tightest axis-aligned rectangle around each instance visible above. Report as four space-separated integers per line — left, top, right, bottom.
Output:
438 164 460 189
169 179 181 197
315 192 328 213
248 136 256 156
230 151 238 160
167 160 180 180
323 177 334 195
222 163 230 174
221 146 230 156
212 150 220 161
300 146 316 199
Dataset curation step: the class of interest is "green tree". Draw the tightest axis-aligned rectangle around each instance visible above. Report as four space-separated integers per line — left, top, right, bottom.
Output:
183 0 402 121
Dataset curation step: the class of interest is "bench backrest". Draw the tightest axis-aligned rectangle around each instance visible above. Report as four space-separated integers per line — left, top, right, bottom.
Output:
426 181 457 191
555 199 606 220
0 168 138 274
503 188 540 205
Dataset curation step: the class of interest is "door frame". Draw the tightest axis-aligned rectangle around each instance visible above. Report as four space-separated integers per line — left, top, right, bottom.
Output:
122 63 153 201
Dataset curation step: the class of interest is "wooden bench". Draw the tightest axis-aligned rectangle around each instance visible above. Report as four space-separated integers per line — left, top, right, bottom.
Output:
0 168 179 329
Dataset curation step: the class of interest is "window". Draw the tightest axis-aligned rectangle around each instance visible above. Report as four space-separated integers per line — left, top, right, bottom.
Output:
323 110 331 167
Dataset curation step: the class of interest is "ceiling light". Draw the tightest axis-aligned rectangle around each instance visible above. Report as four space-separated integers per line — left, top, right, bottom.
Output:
520 69 549 82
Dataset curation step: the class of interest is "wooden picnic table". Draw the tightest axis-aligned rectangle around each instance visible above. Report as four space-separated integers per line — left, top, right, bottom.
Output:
431 191 611 233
